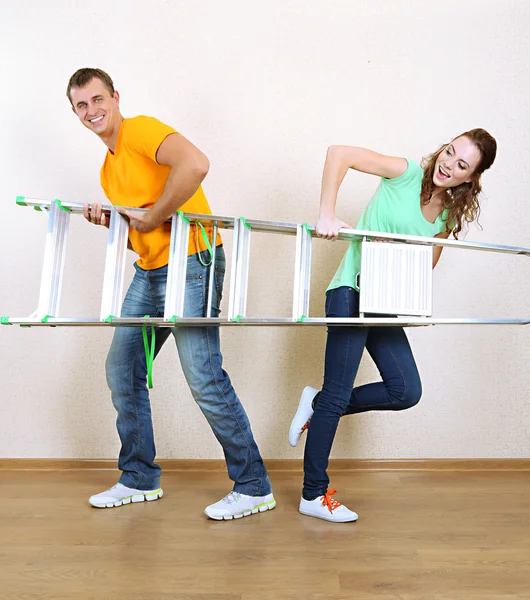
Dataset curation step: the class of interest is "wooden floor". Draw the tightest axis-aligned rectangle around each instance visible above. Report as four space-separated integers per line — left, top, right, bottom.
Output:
1 468 529 600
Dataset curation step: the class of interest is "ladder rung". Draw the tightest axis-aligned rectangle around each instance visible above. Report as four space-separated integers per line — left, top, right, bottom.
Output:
205 224 218 318
164 213 191 320
37 200 70 319
292 224 313 320
228 218 252 321
100 208 129 320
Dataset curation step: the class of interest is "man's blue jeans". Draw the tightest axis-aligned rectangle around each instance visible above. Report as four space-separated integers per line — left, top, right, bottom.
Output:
303 286 422 500
105 247 271 496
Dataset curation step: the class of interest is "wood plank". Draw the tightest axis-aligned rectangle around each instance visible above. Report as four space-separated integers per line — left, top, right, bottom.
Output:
0 469 528 599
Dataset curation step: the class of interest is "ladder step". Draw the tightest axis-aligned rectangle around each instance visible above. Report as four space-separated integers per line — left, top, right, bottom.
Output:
100 208 129 320
37 200 70 319
205 224 218 318
292 223 313 321
228 218 252 321
164 212 191 320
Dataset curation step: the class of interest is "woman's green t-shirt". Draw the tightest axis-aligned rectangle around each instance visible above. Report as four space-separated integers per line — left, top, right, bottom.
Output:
328 159 449 292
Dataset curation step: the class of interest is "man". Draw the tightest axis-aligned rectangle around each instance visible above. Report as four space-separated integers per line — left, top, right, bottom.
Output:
67 68 274 519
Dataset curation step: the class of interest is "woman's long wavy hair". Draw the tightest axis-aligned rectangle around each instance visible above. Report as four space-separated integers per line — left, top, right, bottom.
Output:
421 128 497 238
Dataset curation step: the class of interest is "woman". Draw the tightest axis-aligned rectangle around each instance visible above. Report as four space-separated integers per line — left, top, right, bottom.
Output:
289 129 497 522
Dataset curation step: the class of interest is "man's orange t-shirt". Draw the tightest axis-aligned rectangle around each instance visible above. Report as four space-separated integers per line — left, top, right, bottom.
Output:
100 116 220 270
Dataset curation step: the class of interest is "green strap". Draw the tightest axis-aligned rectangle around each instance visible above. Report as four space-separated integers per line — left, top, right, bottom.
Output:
104 315 116 323
41 315 53 323
195 221 214 266
297 315 307 322
178 210 213 267
177 210 191 224
1 316 11 325
55 199 71 212
141 315 156 389
15 196 27 206
302 222 311 235
240 216 252 230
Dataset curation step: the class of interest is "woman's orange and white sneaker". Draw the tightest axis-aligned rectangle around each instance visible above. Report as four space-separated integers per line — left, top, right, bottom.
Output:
299 488 358 523
289 386 319 447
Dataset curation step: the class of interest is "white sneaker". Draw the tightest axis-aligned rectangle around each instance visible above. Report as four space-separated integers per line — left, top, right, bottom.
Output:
289 386 319 447
299 489 358 523
204 491 276 520
89 483 163 508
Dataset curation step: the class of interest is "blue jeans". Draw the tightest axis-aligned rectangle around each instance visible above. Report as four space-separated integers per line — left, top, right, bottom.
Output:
106 247 271 496
303 286 422 500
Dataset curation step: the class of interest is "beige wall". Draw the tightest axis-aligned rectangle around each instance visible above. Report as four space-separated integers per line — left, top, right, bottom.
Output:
1 0 529 460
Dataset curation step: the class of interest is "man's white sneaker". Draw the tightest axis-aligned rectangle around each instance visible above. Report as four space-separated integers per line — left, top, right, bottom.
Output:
89 483 163 508
289 386 319 447
299 489 358 523
204 491 276 520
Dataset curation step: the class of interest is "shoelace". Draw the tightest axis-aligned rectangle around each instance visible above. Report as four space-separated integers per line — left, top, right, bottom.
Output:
221 491 241 505
321 489 341 513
